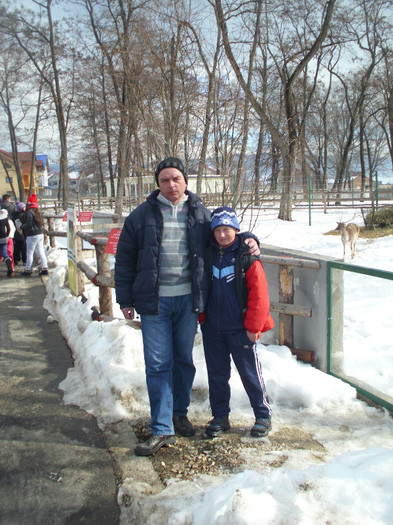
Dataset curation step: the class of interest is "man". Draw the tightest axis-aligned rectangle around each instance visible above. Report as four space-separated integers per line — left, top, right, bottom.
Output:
115 157 259 456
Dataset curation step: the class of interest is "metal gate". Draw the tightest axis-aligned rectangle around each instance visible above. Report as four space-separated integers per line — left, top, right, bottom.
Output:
327 261 393 412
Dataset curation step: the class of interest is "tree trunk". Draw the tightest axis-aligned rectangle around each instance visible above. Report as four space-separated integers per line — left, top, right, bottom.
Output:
3 85 24 200
29 81 44 196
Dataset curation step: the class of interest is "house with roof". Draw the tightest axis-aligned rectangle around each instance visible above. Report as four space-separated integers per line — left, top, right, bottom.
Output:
105 161 224 200
0 150 54 199
0 150 16 197
36 154 50 188
187 162 224 194
47 170 80 195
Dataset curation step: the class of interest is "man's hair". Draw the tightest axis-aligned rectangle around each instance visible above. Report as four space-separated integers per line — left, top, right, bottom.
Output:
2 194 11 201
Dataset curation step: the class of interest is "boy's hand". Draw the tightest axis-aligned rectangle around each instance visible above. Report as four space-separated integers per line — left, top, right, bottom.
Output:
247 330 260 343
244 238 260 256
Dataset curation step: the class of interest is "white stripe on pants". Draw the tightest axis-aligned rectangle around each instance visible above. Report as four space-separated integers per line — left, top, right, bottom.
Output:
25 234 47 270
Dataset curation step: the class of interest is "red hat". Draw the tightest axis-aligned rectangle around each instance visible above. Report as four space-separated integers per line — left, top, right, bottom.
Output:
27 194 38 208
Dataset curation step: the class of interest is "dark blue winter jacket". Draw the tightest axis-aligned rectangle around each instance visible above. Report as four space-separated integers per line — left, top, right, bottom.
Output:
202 235 274 335
114 189 211 315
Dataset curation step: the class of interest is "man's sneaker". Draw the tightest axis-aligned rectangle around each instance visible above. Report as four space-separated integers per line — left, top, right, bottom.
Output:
5 258 13 276
134 434 175 456
22 269 32 277
250 417 272 438
39 268 49 276
173 415 195 437
202 415 230 439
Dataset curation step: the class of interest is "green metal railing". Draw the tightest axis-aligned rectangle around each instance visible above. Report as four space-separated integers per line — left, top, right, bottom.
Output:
327 261 393 412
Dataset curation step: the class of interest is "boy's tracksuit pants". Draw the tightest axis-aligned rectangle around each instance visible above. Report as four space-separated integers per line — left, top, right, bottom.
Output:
201 322 272 420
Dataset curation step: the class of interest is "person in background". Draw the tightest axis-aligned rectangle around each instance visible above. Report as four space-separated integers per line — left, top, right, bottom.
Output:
13 202 27 266
200 206 274 439
0 208 13 276
18 194 48 277
115 157 260 456
1 194 16 219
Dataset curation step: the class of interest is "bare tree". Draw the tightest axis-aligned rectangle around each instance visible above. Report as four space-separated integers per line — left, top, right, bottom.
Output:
214 0 336 220
0 53 25 200
0 31 49 200
180 20 221 194
83 0 152 213
2 0 74 208
331 0 385 204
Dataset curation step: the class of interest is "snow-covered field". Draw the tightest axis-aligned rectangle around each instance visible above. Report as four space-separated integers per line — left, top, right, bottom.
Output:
43 204 393 524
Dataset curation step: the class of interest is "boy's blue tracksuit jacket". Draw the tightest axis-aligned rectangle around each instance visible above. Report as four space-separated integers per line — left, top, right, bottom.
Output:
201 235 274 337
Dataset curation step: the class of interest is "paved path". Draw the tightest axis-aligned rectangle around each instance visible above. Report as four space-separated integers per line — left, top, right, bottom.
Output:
0 265 120 524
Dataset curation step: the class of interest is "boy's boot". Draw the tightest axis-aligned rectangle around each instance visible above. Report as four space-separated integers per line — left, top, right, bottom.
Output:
250 417 271 438
202 415 230 439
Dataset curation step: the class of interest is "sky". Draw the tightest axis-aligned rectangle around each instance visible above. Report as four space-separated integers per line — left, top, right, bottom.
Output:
40 204 393 524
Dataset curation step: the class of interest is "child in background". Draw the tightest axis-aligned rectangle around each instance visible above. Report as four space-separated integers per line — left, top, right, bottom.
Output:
19 194 48 276
0 208 13 276
13 201 27 266
200 207 274 439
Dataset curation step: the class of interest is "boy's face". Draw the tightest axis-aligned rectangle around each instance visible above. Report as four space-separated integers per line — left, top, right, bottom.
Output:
213 225 237 247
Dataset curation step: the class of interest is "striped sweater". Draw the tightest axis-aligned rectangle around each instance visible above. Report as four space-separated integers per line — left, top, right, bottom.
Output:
157 193 192 297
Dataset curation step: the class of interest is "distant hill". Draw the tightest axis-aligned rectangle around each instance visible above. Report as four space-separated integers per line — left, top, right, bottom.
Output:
48 163 82 173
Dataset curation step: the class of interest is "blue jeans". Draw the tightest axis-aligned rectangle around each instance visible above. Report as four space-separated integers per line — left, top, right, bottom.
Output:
140 295 198 435
0 243 9 260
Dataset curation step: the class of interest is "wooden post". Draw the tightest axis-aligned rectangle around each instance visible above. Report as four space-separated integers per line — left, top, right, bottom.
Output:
74 234 85 295
278 265 294 347
47 218 56 248
95 244 113 316
42 217 49 246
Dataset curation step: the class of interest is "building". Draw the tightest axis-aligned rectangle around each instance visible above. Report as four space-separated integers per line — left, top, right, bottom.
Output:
36 154 51 189
352 175 371 189
0 150 16 197
0 150 51 199
104 161 224 200
187 163 224 194
47 170 80 195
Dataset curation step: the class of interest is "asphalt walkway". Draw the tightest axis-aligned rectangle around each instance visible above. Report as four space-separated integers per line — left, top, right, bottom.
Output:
0 264 120 524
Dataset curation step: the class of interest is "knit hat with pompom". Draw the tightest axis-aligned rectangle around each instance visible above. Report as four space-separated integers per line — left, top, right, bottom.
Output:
27 194 38 208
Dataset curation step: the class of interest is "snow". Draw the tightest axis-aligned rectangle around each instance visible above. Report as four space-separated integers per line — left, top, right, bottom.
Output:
42 204 393 524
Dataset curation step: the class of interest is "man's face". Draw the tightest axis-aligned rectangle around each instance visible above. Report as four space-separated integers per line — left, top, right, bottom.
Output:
213 226 237 247
157 167 187 204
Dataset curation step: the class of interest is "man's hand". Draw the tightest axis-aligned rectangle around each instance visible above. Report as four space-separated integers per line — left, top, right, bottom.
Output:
121 307 135 320
244 237 260 256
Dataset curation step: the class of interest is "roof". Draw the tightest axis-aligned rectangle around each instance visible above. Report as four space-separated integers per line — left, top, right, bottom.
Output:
187 163 217 177
0 150 51 170
18 151 34 161
0 150 14 163
36 154 50 170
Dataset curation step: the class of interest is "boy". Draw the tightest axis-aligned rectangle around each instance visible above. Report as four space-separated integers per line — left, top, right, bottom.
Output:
200 207 274 438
